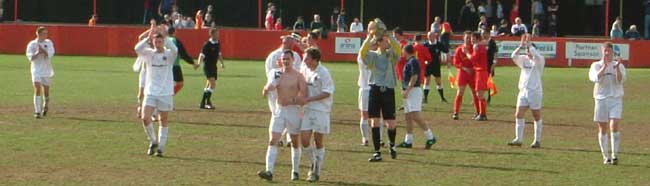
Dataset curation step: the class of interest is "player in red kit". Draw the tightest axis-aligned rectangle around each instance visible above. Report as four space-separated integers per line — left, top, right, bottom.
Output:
413 34 432 85
452 31 480 120
393 27 408 81
469 32 489 121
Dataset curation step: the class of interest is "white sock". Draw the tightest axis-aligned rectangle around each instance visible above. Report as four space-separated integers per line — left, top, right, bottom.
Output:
533 120 543 143
34 96 42 113
611 132 620 159
43 96 49 108
304 145 316 173
265 145 279 173
291 147 302 173
143 124 157 143
158 126 168 151
286 133 292 143
360 119 369 142
315 148 325 175
436 85 442 90
404 133 414 144
515 119 525 142
599 133 611 160
424 129 434 140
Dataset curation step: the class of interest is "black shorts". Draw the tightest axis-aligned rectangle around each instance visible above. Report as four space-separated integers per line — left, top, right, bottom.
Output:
204 67 218 79
368 85 396 120
426 62 441 77
173 65 184 82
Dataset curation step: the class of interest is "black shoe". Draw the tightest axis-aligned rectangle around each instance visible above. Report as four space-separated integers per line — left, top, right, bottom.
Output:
155 149 163 157
611 158 618 165
397 142 412 148
425 138 437 149
42 106 48 116
452 113 459 120
257 170 273 181
291 172 299 181
441 98 448 103
603 159 612 165
474 115 488 121
530 141 541 149
147 143 158 156
368 152 382 162
389 147 397 159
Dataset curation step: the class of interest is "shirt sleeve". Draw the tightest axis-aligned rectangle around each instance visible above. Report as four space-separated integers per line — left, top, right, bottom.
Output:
175 39 195 64
46 40 55 59
320 69 335 94
588 62 601 83
529 47 545 68
134 39 154 57
617 63 627 83
26 41 37 61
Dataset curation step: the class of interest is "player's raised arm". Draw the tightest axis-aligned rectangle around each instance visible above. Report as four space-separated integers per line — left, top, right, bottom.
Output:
359 34 373 65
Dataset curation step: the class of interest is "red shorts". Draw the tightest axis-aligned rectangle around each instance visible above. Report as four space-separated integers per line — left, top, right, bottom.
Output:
474 71 489 91
457 69 475 88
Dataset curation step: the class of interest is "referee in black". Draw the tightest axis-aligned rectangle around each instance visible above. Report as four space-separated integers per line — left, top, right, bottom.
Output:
198 28 225 109
423 31 449 103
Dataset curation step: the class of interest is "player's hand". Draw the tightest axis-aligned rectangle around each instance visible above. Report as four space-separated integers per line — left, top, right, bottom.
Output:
613 60 621 69
220 63 225 69
401 90 409 98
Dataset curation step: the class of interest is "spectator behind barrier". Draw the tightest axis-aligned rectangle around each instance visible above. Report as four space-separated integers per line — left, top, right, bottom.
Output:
625 25 641 40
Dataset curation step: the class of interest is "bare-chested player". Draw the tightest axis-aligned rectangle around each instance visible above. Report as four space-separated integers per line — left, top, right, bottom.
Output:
258 49 307 181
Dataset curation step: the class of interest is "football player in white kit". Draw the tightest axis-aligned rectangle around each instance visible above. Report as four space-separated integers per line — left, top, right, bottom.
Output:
134 22 178 157
264 34 302 147
298 48 335 182
25 26 55 118
507 34 545 148
588 42 626 165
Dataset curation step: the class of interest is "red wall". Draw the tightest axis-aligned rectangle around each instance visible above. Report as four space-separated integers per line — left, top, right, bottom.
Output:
1 24 649 67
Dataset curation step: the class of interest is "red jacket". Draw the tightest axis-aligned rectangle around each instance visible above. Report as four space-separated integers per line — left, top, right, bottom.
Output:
414 42 431 82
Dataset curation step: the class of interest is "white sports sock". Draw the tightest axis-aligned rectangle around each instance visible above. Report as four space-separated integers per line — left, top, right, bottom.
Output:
303 145 315 173
611 132 620 159
43 96 49 108
599 133 611 160
34 96 42 113
360 119 369 142
515 119 525 142
157 126 168 151
265 145 279 173
291 147 302 173
424 129 434 140
404 133 414 144
286 133 292 143
315 148 325 175
143 124 157 143
436 85 442 90
534 120 543 143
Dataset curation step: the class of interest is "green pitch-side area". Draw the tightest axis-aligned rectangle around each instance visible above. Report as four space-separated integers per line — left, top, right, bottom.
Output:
1 54 649 185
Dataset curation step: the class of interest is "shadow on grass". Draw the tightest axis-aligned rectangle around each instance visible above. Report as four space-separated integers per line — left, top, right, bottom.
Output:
318 180 397 186
61 116 266 129
399 159 559 174
163 156 312 169
329 148 418 156
544 147 650 157
435 147 528 156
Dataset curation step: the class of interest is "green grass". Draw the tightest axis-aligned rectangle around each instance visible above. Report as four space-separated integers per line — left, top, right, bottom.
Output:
1 54 649 186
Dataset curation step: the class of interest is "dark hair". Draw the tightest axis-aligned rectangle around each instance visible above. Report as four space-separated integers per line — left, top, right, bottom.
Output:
282 49 294 58
209 28 218 35
404 44 415 54
472 32 481 39
603 42 614 49
393 27 404 36
463 30 473 35
167 27 176 35
154 33 164 38
305 47 321 61
414 34 422 41
308 32 319 40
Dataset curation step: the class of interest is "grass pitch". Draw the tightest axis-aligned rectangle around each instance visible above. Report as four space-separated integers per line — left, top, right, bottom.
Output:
1 54 649 185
